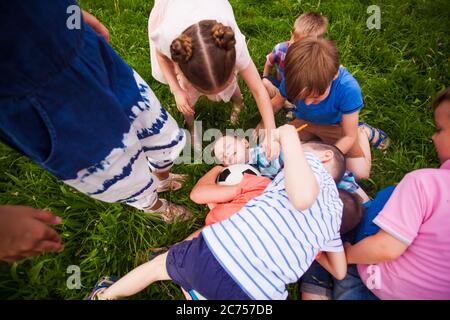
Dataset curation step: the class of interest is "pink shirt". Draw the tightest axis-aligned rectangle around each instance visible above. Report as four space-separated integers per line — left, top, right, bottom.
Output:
358 160 450 299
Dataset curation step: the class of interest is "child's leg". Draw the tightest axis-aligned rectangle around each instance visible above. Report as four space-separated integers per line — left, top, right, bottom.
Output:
346 127 372 180
262 78 279 99
100 252 170 300
302 292 330 300
230 85 244 124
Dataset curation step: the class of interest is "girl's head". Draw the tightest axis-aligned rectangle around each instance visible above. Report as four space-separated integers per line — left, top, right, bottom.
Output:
170 20 237 94
432 87 450 164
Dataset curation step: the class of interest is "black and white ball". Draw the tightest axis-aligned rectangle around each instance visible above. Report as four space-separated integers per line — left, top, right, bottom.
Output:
216 164 261 185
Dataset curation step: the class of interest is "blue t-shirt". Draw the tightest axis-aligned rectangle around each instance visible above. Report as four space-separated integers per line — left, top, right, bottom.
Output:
279 67 363 125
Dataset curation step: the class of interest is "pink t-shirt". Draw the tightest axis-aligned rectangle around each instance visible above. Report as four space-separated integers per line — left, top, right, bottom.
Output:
358 160 450 300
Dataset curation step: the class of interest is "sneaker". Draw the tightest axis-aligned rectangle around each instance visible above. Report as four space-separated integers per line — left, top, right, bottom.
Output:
87 276 117 300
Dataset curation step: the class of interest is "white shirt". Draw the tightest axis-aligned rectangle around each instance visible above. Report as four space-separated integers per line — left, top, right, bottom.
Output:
202 153 344 300
148 0 252 84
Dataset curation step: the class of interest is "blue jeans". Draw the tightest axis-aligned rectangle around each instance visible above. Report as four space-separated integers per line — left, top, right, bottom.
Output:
300 186 396 300
333 265 379 300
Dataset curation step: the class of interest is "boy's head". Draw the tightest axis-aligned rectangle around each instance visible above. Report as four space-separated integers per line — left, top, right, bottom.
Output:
338 189 364 236
292 12 328 42
302 141 346 182
213 135 250 166
432 87 450 164
285 38 340 105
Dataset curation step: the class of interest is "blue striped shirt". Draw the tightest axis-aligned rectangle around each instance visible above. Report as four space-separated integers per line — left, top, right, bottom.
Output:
202 153 343 300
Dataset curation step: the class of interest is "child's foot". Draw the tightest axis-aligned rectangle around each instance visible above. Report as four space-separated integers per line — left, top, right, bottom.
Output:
144 199 193 223
87 276 117 300
359 122 391 151
230 102 243 125
156 173 187 193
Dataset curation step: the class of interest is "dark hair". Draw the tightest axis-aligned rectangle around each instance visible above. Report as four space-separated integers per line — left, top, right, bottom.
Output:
170 20 236 93
338 189 364 236
284 38 340 102
305 141 346 182
432 87 450 111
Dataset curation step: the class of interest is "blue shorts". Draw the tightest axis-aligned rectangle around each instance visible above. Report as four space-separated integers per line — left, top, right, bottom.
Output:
166 234 250 300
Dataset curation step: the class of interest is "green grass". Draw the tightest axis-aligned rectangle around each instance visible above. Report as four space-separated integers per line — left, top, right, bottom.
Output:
0 0 449 299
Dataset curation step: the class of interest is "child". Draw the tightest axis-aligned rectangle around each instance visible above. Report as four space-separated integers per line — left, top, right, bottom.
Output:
263 12 328 101
88 124 347 300
335 87 450 300
273 38 390 179
149 0 278 156
0 0 190 223
300 189 364 300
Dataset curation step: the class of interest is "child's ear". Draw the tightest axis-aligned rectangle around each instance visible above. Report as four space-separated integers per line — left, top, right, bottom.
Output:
321 150 334 163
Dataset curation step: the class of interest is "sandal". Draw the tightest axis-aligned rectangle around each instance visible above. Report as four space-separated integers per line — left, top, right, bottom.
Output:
87 276 117 300
359 122 391 151
157 173 187 193
144 199 193 224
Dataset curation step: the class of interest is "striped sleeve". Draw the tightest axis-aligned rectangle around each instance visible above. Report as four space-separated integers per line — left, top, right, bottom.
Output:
304 153 324 187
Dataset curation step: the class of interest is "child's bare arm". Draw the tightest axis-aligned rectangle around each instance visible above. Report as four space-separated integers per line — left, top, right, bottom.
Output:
277 125 319 211
263 60 272 78
316 251 347 280
271 91 287 114
190 166 240 204
345 230 408 265
156 51 194 116
335 111 359 154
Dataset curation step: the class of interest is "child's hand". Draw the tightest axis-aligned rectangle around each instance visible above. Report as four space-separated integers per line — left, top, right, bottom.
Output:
276 124 297 142
82 10 110 42
0 206 63 263
261 129 281 160
174 89 194 116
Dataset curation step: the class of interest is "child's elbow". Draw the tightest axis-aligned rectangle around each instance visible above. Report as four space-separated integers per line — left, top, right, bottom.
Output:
189 189 203 204
334 267 347 281
291 190 319 211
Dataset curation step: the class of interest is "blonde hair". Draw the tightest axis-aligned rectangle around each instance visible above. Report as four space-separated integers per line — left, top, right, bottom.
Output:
292 12 328 42
170 20 236 93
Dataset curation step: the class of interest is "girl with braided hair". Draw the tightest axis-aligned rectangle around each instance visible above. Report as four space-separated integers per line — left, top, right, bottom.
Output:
149 0 279 158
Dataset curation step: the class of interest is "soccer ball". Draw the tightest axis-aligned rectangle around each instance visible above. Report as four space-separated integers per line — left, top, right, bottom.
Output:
216 164 261 185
